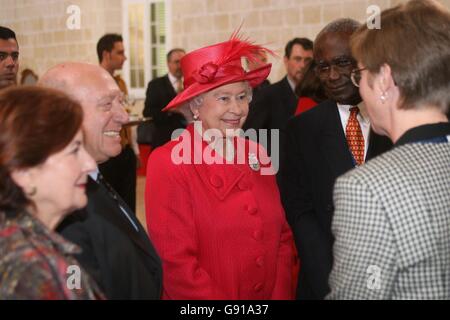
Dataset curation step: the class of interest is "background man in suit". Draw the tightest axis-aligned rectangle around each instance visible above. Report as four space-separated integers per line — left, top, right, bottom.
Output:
243 38 313 157
39 62 162 299
279 19 392 299
245 50 271 95
141 48 187 148
0 26 19 90
243 38 313 131
97 33 138 212
328 0 450 299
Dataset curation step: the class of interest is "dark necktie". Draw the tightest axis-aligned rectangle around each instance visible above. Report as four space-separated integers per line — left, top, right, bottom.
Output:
97 172 120 202
96 172 139 232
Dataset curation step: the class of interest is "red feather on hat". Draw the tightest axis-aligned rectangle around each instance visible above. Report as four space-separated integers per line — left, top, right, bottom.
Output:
215 30 274 67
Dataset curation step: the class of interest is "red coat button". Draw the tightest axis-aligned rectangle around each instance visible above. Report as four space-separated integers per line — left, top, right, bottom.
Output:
209 175 223 188
256 256 264 267
248 207 258 215
253 230 263 241
254 283 263 292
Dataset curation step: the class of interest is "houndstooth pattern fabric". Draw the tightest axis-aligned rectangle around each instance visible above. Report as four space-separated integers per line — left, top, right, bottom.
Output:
327 140 450 299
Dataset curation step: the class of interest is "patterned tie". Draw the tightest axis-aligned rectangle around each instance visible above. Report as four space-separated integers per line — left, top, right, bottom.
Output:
176 79 183 93
96 172 139 231
345 107 365 166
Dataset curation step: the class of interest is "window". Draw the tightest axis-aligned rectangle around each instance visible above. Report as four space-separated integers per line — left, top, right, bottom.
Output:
150 2 167 79
127 2 145 91
122 0 171 99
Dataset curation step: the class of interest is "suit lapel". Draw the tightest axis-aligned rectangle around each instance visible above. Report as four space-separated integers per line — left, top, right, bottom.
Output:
282 77 298 115
163 74 177 99
87 178 159 262
269 77 298 130
366 130 378 160
319 101 355 178
366 130 393 161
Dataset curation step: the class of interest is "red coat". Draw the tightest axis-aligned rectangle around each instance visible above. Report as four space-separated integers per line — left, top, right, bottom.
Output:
145 124 297 299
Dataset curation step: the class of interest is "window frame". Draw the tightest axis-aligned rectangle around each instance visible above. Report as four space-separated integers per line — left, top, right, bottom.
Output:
122 0 172 99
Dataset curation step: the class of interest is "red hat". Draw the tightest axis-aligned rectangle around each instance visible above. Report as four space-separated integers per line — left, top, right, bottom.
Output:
162 34 272 111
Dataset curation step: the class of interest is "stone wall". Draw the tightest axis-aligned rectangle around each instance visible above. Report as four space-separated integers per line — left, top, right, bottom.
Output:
0 0 122 77
170 0 450 80
1 0 449 88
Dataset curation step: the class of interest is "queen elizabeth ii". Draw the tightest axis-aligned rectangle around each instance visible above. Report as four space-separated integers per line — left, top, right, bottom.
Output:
145 34 297 300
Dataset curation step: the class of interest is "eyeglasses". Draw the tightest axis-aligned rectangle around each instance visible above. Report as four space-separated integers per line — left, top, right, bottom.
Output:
350 67 367 87
315 57 355 79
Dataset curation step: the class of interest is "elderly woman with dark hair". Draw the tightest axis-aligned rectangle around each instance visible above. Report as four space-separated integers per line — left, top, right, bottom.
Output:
145 35 298 300
327 0 450 299
0 86 102 299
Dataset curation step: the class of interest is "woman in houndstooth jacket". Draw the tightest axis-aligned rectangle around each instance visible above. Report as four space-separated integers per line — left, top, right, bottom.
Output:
327 0 450 299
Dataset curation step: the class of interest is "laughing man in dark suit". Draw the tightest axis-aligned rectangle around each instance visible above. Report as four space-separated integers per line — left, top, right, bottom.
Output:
279 19 392 300
40 62 162 300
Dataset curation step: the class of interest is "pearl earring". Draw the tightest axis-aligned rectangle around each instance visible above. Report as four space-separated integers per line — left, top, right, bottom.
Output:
380 92 388 104
193 114 199 120
27 186 37 196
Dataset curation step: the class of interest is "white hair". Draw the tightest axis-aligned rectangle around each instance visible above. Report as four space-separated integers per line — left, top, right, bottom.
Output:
186 81 253 113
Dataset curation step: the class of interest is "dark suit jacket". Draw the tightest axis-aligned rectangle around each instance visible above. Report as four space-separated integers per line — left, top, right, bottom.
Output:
244 76 297 158
142 74 186 148
251 79 271 97
57 177 162 300
244 76 297 132
278 100 392 299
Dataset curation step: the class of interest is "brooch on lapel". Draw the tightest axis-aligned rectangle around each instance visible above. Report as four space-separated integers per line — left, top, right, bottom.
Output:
248 153 260 171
